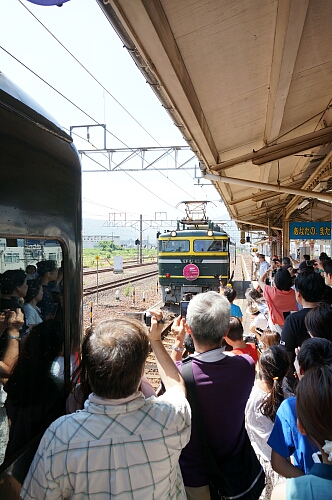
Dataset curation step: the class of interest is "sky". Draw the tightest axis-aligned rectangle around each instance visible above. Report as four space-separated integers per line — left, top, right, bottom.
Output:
0 0 239 241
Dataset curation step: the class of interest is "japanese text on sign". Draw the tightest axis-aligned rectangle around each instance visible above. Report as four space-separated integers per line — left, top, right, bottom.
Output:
289 222 331 240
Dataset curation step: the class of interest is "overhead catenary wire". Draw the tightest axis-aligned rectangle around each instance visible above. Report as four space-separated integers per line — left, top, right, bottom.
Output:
17 0 195 181
0 45 192 209
83 198 155 219
61 135 187 219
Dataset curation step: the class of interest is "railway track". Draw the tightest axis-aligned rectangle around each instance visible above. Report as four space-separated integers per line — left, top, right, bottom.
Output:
144 319 175 389
83 269 159 296
83 261 156 276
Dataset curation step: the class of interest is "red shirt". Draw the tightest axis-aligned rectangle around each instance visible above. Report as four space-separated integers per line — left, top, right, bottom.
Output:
263 286 297 325
232 343 258 364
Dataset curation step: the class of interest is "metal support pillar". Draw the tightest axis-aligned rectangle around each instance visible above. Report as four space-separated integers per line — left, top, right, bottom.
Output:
282 213 290 258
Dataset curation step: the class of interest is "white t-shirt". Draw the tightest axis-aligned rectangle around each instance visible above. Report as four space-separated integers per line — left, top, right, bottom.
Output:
250 313 268 331
245 383 290 461
259 260 270 277
245 384 274 461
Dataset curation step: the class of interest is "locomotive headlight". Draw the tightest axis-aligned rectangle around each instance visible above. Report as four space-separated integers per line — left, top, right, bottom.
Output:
171 231 177 237
207 229 214 236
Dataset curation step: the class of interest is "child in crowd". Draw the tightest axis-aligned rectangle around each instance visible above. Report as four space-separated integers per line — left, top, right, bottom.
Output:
225 317 258 364
246 346 290 499
272 356 332 499
246 288 269 334
25 265 36 281
223 287 243 321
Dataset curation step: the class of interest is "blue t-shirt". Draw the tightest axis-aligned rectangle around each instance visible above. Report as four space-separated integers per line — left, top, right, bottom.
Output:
230 303 243 318
267 396 317 473
286 464 332 499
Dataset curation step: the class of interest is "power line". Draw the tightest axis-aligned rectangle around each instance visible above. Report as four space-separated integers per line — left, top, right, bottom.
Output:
0 45 188 209
17 0 194 181
83 198 153 218
17 0 162 147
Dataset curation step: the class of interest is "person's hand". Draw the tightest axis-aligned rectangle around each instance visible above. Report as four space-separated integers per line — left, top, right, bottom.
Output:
171 315 186 344
7 309 24 331
148 310 163 342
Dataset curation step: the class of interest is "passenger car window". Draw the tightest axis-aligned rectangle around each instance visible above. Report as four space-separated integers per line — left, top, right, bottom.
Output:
0 238 65 466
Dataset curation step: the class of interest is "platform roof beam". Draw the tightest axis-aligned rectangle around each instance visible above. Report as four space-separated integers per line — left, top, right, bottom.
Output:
264 0 310 144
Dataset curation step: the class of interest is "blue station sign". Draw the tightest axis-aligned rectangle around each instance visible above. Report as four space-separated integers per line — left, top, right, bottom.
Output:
289 221 331 239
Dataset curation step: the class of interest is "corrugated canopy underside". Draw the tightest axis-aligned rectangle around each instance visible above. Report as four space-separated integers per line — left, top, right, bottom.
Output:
98 0 332 232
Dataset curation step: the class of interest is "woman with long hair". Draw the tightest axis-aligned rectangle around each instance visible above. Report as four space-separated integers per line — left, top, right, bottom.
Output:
272 362 332 499
245 345 290 499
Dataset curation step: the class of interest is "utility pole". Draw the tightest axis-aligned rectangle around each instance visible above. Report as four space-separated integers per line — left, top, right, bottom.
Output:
139 214 143 264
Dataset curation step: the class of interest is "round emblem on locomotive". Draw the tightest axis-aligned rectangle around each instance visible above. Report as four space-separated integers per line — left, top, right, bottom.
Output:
183 263 200 281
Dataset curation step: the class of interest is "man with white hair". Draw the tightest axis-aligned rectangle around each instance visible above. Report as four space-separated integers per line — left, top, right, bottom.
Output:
172 291 256 500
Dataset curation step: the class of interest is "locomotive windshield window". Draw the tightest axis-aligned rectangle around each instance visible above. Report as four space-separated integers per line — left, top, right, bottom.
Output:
159 240 190 252
194 240 228 252
0 237 65 467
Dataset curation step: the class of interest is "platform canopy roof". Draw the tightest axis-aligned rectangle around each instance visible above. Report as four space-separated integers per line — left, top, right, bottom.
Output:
97 0 332 234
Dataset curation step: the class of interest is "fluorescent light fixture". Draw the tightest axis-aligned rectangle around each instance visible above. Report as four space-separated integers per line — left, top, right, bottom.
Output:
312 181 328 192
297 200 310 210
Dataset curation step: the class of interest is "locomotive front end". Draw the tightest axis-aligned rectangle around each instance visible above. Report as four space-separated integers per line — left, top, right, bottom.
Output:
158 229 231 312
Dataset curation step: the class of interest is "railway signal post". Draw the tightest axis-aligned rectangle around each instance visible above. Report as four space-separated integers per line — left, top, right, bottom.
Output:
96 255 100 304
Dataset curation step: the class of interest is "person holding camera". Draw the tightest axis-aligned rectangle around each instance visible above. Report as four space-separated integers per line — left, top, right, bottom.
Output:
21 314 191 499
0 308 24 465
259 268 297 334
0 270 28 338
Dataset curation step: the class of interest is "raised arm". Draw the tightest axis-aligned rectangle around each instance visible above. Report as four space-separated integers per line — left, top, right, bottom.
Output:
170 316 186 362
149 312 186 394
258 270 269 290
289 255 299 267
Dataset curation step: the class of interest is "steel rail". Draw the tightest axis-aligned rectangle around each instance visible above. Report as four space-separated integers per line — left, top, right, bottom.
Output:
83 269 158 296
83 261 156 276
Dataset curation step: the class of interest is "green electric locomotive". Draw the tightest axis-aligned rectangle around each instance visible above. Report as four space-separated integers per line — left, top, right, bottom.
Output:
158 223 236 312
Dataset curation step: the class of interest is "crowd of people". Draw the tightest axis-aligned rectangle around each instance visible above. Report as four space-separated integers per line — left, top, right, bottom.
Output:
1 252 332 499
0 261 63 468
